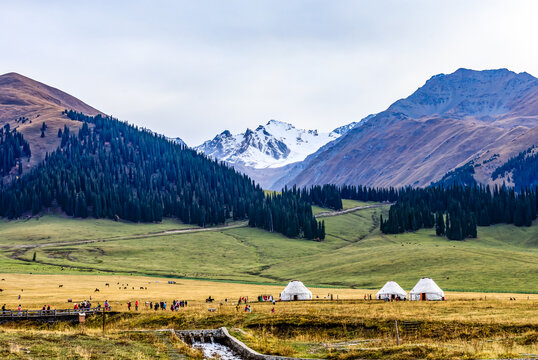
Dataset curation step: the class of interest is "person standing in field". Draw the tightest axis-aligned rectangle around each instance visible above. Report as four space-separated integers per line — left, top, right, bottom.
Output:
17 304 22 316
135 300 139 311
127 301 131 311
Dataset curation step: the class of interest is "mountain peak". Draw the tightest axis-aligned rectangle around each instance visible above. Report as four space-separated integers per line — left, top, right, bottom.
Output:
388 68 538 118
196 119 356 170
266 119 295 129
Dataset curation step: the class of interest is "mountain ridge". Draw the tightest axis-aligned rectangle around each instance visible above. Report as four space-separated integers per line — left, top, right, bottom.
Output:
195 119 357 169
274 68 538 189
194 119 361 188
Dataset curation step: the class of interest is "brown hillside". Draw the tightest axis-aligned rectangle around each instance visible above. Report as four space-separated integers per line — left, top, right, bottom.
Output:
277 69 538 188
0 72 102 174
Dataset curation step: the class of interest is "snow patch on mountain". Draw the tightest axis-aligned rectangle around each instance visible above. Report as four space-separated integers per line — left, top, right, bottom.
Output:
195 119 355 169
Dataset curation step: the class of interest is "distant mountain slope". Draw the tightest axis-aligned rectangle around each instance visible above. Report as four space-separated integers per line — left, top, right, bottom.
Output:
276 68 538 188
0 72 101 173
491 145 538 189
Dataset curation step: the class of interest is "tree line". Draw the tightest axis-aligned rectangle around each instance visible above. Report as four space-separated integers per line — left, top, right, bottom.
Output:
303 184 399 211
249 187 325 240
0 111 323 240
380 185 538 240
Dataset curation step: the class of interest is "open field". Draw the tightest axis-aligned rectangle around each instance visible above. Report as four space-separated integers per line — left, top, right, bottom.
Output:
0 274 537 359
2 273 537 311
0 204 537 359
0 203 537 293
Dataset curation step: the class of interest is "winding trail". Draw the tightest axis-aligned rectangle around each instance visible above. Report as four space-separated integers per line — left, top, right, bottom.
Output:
315 202 393 218
6 221 248 251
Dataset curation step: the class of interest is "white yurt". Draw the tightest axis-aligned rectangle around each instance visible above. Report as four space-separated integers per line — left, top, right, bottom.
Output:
376 281 407 300
409 277 445 301
280 280 312 301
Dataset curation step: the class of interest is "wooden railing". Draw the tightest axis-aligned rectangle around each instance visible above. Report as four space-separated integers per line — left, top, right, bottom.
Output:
0 307 105 319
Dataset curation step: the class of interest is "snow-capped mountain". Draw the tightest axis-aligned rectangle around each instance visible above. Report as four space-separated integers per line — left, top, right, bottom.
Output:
195 120 356 169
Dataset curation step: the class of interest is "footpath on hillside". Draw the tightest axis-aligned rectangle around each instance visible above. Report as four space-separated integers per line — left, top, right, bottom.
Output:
315 202 393 218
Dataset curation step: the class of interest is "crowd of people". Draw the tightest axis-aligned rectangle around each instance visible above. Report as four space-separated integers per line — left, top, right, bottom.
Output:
2 293 282 317
141 300 188 311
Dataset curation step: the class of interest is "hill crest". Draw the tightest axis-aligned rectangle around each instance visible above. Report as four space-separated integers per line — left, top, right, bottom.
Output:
0 72 102 174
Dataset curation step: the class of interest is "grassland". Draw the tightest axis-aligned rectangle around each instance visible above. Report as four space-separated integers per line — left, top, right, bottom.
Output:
0 274 537 359
0 273 536 359
0 202 537 293
0 200 537 358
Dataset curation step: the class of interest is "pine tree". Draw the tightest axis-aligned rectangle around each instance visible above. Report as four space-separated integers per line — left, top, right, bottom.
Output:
435 212 445 236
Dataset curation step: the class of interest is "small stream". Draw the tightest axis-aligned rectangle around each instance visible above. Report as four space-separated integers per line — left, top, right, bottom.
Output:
192 341 242 360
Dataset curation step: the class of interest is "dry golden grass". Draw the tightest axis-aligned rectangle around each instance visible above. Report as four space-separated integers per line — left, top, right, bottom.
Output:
1 273 536 326
1 273 537 359
1 272 536 308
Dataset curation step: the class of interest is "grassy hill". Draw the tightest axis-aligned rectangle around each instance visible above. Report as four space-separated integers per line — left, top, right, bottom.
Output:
0 200 536 293
0 72 101 174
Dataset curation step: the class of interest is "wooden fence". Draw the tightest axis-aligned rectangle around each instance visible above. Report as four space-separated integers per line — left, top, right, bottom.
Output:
0 307 104 321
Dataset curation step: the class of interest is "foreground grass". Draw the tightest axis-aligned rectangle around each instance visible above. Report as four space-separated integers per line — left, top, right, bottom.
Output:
1 297 536 359
0 329 173 359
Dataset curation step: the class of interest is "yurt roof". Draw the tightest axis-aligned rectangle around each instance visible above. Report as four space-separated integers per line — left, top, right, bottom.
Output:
410 277 444 295
281 280 312 295
376 281 407 296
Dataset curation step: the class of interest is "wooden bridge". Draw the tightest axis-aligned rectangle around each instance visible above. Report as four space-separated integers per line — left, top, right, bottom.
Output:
0 308 104 322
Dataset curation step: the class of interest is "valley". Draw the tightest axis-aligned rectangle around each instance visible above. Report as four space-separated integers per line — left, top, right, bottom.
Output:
2 2 538 358
1 200 536 294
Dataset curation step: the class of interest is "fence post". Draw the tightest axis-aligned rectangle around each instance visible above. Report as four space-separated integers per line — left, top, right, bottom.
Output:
395 320 400 345
102 309 106 336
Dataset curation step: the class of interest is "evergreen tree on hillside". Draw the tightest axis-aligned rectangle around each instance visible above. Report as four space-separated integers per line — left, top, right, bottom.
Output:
435 212 445 236
380 183 535 240
0 125 31 176
0 111 322 240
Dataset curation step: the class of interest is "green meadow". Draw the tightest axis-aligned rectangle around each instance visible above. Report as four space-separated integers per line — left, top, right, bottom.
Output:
0 200 537 293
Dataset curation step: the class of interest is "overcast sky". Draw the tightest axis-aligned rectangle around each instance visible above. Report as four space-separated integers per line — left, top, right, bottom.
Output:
1 1 537 145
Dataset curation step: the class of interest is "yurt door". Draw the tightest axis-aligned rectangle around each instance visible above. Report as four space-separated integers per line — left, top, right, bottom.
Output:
421 293 426 301
293 295 298 301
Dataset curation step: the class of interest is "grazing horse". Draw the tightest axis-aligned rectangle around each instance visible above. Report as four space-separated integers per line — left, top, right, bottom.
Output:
58 285 63 288
94 288 100 292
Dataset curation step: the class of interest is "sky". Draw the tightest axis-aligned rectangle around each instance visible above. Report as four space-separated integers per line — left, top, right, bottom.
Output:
1 0 538 145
